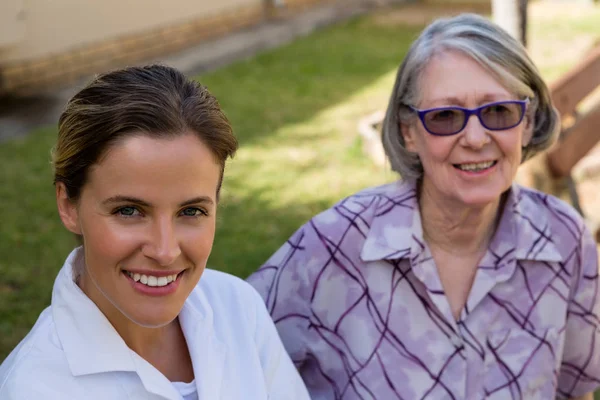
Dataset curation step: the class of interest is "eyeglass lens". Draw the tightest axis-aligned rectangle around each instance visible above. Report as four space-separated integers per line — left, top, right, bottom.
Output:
423 102 524 135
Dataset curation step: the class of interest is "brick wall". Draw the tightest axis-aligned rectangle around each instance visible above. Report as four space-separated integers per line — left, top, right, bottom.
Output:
281 0 336 12
0 0 337 94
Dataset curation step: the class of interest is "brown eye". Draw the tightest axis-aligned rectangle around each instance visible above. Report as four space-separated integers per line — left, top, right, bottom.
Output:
429 109 459 121
483 105 511 115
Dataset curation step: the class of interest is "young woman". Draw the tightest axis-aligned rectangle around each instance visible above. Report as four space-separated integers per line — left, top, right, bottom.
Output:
0 65 310 400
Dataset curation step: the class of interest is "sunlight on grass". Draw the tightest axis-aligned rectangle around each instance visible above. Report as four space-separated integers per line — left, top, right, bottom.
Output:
2 1 600 364
529 1 600 82
229 70 399 209
0 16 416 360
197 17 417 275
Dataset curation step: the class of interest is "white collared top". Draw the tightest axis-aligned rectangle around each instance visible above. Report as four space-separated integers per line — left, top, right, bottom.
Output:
0 248 311 400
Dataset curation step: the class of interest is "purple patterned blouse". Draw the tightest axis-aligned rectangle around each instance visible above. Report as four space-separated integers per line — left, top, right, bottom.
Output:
247 180 600 399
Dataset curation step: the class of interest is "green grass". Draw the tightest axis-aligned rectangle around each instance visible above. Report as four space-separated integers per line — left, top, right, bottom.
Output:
2 6 600 392
0 128 77 358
202 17 412 274
528 2 600 82
0 15 410 360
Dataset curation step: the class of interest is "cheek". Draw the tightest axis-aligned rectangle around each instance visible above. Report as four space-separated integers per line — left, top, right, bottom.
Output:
418 135 457 165
81 216 140 263
496 131 524 161
181 219 217 261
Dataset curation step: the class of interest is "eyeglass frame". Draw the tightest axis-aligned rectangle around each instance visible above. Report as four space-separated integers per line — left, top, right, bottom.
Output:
407 98 530 136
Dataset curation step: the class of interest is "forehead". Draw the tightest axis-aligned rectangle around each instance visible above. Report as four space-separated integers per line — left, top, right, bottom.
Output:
419 50 512 105
84 133 221 201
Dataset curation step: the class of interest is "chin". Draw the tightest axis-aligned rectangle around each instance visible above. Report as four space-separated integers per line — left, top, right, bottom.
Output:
125 307 180 329
456 191 503 208
453 179 511 207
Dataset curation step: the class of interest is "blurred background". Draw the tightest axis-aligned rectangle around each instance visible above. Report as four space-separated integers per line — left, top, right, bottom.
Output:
1 0 599 379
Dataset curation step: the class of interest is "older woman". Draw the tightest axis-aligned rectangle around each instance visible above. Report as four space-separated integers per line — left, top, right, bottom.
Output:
247 13 600 400
0 65 310 400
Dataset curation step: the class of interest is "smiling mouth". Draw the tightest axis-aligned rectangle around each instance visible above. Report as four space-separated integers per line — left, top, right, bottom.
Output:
122 270 185 287
453 160 497 172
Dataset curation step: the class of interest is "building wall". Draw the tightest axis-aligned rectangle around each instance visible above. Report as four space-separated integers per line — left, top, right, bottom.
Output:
0 0 26 47
1 0 322 93
0 0 263 64
0 0 346 94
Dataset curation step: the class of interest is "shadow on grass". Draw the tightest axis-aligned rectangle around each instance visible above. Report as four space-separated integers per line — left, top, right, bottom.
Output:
198 16 419 275
0 15 419 360
211 184 333 278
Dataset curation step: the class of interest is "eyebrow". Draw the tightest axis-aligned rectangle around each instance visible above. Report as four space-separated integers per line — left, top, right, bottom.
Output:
102 195 214 207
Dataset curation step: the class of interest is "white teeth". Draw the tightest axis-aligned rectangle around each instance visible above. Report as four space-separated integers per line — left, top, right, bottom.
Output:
458 161 494 171
125 271 180 287
157 277 168 287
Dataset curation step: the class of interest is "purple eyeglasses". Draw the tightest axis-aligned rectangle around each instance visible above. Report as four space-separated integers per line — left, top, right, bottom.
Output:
408 98 529 136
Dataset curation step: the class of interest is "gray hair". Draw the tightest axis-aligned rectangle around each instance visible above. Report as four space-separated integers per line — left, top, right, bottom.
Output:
382 13 560 180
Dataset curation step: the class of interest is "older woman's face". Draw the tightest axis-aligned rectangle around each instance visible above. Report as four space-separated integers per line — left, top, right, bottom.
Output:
402 50 532 207
57 132 220 328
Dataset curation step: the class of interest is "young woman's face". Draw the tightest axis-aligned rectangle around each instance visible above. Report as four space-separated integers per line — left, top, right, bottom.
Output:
402 50 533 208
57 132 221 329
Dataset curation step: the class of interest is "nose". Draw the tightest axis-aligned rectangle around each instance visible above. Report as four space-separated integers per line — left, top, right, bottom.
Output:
142 217 181 266
460 115 491 149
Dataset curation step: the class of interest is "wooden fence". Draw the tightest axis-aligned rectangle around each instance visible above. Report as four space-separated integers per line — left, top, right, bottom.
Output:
536 44 600 242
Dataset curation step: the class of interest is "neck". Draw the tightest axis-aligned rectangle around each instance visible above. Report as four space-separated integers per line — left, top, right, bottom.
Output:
418 179 502 256
111 313 180 357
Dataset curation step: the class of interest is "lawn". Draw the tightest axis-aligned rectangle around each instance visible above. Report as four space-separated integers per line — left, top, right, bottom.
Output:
1 2 600 386
0 12 410 361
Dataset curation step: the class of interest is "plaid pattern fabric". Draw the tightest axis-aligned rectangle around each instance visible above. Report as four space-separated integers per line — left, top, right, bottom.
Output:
248 180 600 399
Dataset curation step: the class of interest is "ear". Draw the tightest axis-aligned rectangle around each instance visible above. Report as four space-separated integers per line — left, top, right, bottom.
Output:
400 122 418 152
56 182 82 235
522 114 534 147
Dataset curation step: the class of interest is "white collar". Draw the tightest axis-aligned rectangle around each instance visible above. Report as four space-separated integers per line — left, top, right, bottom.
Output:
52 247 227 399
